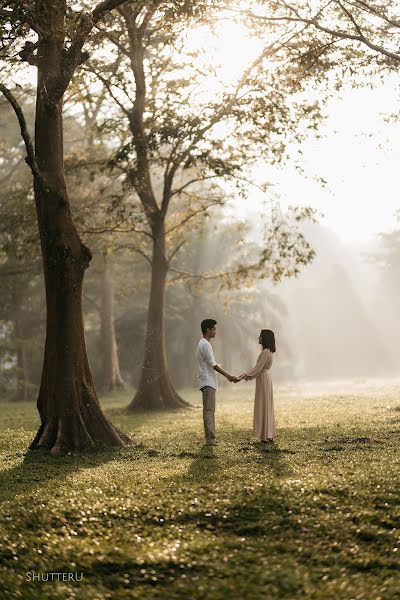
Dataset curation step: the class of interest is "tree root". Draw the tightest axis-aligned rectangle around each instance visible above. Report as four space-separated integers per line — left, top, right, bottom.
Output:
29 395 132 456
127 379 192 411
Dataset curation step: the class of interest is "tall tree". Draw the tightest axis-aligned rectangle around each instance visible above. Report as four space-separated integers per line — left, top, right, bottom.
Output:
0 0 132 454
98 251 126 389
63 90 128 391
84 1 322 411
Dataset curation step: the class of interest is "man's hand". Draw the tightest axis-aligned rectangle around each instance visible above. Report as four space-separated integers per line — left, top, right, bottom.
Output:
214 365 243 383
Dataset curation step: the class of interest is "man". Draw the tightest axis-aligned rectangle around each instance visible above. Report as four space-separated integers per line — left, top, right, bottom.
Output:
196 319 239 446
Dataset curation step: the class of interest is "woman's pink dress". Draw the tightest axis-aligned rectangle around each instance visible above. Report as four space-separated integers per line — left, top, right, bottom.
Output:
245 348 276 440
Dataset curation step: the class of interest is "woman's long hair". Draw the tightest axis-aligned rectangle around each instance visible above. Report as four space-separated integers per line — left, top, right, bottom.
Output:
260 329 276 353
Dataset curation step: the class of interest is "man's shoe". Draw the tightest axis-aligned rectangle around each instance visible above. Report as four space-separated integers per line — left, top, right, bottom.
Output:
205 439 217 446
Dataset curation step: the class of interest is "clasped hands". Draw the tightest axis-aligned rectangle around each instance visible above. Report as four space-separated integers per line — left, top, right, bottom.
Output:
229 373 248 383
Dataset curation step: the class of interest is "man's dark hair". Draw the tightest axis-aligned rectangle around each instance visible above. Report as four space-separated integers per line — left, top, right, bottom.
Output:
201 319 217 335
260 329 276 352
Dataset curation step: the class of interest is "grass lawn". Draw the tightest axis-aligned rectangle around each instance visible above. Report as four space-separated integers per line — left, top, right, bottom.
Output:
0 381 399 599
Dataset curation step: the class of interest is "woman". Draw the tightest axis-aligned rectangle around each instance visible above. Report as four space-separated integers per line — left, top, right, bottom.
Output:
240 330 276 443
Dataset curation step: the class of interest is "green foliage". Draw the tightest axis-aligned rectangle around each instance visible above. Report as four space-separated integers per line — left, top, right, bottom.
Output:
252 1 400 75
82 0 326 282
0 386 399 598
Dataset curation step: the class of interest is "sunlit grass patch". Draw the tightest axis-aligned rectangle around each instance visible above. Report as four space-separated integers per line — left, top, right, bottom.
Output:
0 383 399 599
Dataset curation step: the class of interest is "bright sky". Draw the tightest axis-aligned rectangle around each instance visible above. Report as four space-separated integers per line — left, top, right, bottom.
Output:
194 18 400 244
236 83 400 244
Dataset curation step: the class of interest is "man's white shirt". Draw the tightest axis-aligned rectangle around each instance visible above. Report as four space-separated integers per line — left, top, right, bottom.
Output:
196 338 218 390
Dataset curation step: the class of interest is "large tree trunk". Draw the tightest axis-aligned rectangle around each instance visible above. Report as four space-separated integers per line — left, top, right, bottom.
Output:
127 220 190 411
29 5 130 454
99 253 125 391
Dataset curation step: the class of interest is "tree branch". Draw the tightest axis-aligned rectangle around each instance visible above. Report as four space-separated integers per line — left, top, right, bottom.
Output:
96 27 131 58
113 242 152 263
167 240 186 263
242 3 400 64
170 175 220 198
118 5 161 226
337 1 364 37
164 202 222 237
0 83 47 191
168 267 234 283
343 1 400 29
80 224 152 238
55 0 132 103
92 0 129 22
169 26 304 175
86 63 133 118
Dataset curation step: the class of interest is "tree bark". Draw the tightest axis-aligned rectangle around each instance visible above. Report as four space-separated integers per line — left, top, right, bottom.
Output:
29 1 131 454
99 253 125 391
127 219 190 411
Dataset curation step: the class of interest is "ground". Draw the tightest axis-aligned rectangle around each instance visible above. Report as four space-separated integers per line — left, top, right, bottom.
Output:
0 381 399 599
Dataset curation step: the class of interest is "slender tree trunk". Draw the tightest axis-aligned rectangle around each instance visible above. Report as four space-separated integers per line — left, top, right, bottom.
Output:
29 5 130 454
117 8 190 411
14 321 29 402
10 279 31 402
127 220 190 411
99 253 125 391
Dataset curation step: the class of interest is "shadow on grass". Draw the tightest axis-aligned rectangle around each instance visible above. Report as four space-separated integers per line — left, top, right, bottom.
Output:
81 556 210 588
175 434 296 482
105 405 196 419
250 442 295 477
170 485 293 539
47 488 297 594
186 445 221 482
0 447 126 504
227 428 296 477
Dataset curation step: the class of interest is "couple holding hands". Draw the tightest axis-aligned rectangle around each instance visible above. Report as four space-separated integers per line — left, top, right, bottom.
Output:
196 319 276 446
